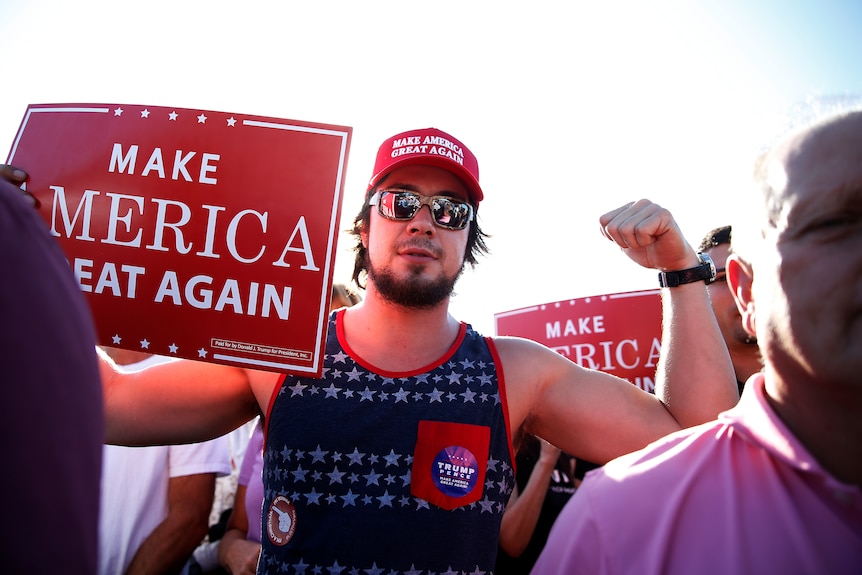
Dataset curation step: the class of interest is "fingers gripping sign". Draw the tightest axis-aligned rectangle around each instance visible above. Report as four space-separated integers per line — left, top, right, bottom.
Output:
0 164 39 207
599 199 698 271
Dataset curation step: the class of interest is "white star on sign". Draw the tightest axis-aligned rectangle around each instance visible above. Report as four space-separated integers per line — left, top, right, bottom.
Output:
169 111 178 121
197 347 207 358
140 339 150 349
226 117 237 127
140 109 150 118
168 343 178 353
112 334 121 344
197 113 207 124
114 107 123 116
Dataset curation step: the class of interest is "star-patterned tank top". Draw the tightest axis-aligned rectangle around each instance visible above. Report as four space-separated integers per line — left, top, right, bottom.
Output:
259 309 515 574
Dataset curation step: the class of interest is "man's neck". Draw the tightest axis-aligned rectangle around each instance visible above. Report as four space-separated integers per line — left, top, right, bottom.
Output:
765 371 862 487
341 287 461 372
729 346 763 384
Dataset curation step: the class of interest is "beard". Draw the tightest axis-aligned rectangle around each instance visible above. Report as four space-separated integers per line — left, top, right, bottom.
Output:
367 259 463 309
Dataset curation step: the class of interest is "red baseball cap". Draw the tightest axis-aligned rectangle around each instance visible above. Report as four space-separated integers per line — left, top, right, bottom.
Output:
367 127 483 205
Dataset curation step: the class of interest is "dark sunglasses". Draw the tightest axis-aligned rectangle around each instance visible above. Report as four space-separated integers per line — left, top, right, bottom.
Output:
368 189 474 230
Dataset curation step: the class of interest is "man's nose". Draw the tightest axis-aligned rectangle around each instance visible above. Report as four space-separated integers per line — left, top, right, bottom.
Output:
408 204 436 235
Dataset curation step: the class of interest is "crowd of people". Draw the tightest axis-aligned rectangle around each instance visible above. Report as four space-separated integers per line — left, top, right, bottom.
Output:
97 348 231 575
2 103 860 574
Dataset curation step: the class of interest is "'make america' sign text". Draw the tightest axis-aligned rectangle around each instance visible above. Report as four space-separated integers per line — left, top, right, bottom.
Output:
7 103 351 376
495 290 662 392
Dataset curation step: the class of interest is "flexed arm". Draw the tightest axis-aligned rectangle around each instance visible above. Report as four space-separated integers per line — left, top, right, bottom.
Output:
502 200 738 466
599 200 738 425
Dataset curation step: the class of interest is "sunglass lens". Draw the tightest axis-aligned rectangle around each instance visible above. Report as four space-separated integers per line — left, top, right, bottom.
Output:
433 199 470 229
379 192 419 220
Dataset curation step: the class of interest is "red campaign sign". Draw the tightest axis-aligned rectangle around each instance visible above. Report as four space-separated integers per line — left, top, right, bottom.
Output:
7 103 352 377
494 290 662 392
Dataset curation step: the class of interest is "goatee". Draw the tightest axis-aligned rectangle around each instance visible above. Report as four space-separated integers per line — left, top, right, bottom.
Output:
368 264 461 309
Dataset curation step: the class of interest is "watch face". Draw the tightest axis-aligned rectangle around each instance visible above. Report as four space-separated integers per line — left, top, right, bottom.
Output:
698 253 717 284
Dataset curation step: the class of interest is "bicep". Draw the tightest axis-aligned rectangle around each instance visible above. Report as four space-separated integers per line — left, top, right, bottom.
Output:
499 338 679 464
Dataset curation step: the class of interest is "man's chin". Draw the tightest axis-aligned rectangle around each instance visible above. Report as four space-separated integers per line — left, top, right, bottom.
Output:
370 269 459 309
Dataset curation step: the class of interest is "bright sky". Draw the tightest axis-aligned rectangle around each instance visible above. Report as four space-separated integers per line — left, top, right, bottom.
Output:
2 0 860 335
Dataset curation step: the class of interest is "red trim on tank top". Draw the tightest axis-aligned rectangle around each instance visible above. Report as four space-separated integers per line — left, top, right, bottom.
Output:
335 308 468 378
264 373 288 443
486 336 517 473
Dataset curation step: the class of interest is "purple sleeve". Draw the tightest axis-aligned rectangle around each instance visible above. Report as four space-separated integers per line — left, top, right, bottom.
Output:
1 180 104 574
238 421 264 486
240 422 266 543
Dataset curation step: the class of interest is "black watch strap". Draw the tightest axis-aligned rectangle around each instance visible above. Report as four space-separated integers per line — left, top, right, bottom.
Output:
658 253 716 288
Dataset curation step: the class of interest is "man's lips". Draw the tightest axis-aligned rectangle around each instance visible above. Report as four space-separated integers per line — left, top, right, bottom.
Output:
397 242 440 260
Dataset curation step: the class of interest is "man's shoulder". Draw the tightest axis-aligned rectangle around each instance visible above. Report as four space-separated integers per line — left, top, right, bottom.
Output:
487 334 559 358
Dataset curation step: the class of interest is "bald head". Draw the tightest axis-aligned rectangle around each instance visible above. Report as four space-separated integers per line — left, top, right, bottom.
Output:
729 108 862 392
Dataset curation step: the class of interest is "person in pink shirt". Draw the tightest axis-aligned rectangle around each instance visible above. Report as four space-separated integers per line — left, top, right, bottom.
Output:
533 107 862 574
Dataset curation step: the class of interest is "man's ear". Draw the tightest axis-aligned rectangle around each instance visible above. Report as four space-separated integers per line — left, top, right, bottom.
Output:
727 254 756 338
359 222 369 248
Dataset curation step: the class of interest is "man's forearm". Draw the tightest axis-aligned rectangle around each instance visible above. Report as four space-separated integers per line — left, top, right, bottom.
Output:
125 473 216 575
655 282 739 427
499 453 558 557
124 512 209 575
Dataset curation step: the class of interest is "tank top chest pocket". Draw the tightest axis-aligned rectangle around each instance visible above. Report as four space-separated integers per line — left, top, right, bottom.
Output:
410 420 490 510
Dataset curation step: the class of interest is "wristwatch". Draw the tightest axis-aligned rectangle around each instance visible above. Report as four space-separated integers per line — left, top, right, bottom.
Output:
658 253 716 288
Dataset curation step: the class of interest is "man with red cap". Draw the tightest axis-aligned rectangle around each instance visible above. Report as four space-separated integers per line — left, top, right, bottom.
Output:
15 126 736 574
